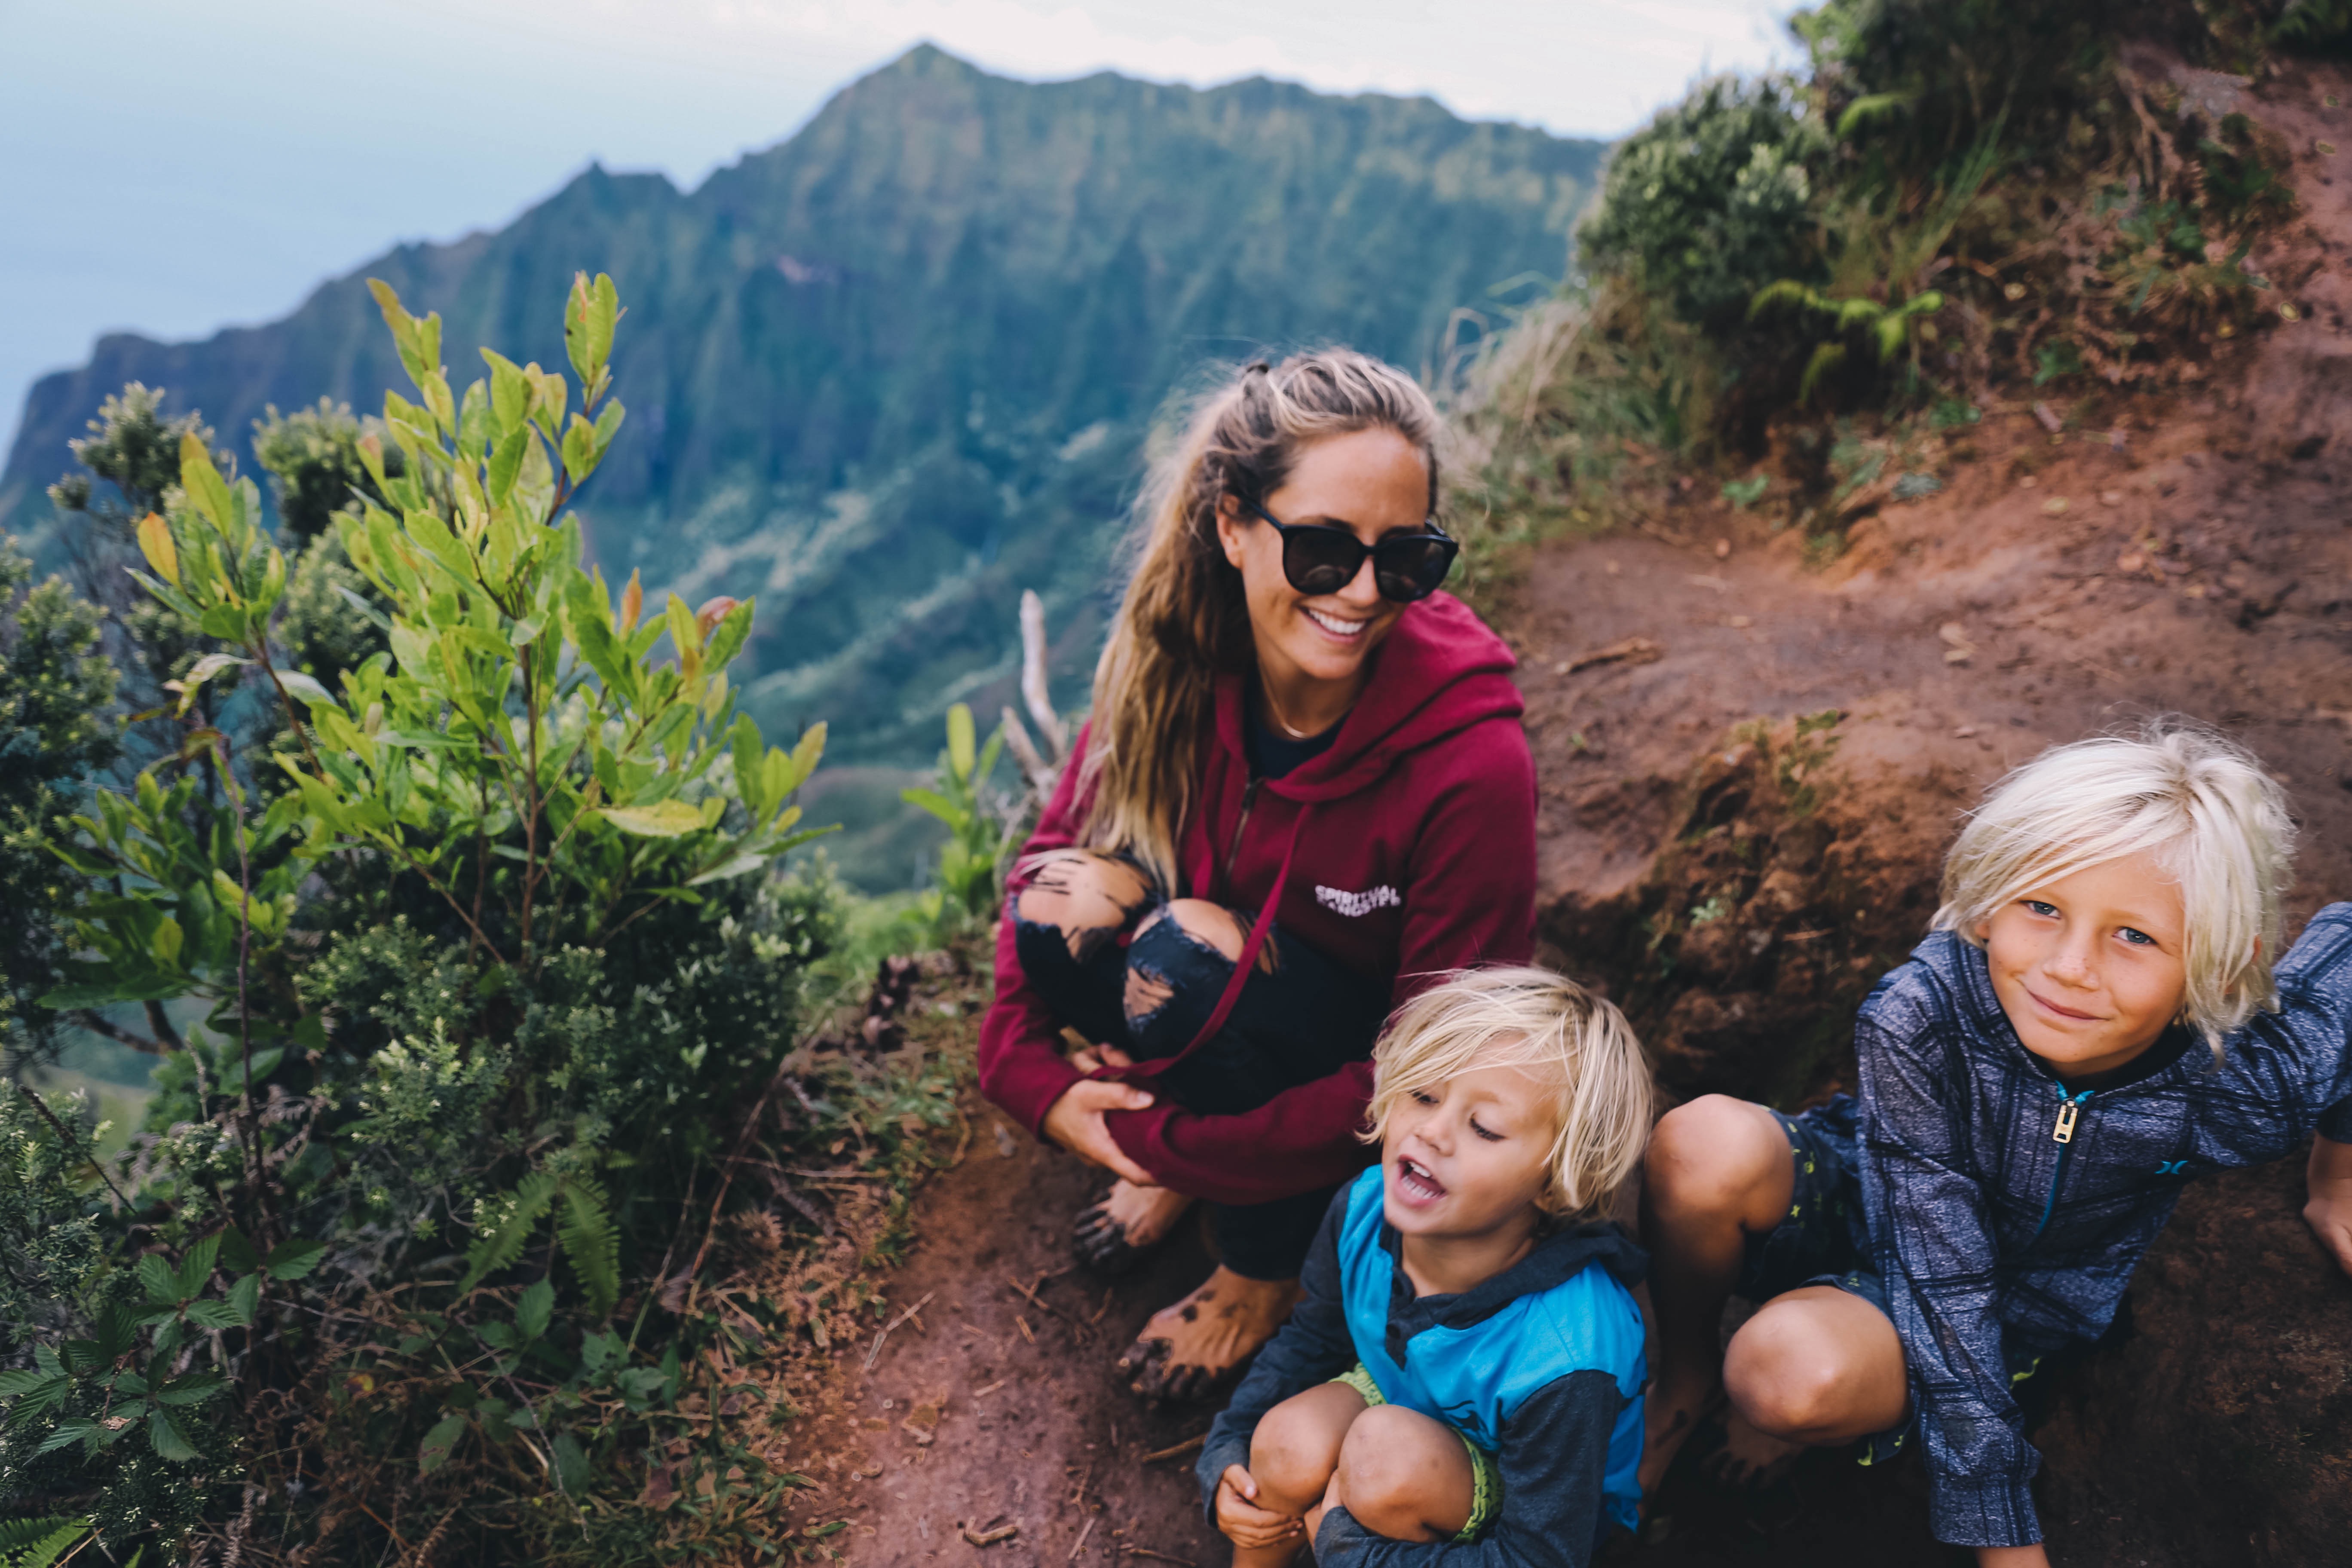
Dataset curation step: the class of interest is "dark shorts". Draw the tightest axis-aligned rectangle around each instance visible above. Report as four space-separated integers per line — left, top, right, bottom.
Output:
1014 862 1387 1280
1736 1095 2057 1466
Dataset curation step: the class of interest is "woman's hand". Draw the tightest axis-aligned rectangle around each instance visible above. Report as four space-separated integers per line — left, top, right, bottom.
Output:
1069 1043 1136 1074
1215 1464 1304 1549
1042 1078 1157 1185
2305 1135 2352 1277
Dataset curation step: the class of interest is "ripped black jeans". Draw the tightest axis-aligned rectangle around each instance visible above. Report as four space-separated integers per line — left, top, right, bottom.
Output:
1014 873 1386 1280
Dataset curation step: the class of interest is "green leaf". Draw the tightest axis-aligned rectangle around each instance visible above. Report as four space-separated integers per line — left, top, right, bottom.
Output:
515 1278 555 1343
552 1430 592 1494
179 432 236 531
146 1406 199 1463
728 714 763 814
175 1236 222 1302
946 703 976 781
598 800 705 838
418 1412 467 1474
274 669 341 709
265 1238 328 1280
0 1515 90 1568
37 1419 101 1456
900 787 961 828
227 1271 262 1326
153 1372 228 1407
486 425 528 505
137 1253 178 1306
560 412 597 484
557 1179 620 1317
687 853 766 887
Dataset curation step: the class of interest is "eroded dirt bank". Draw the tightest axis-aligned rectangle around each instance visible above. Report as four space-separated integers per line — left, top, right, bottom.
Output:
798 55 2352 1568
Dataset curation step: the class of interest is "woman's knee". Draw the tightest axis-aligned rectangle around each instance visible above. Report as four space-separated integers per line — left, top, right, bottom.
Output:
1643 1095 1789 1225
1014 851 1152 940
1138 897 1244 962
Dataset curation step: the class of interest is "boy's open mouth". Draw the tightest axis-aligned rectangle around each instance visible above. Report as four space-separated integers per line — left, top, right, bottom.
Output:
1394 1156 1447 1204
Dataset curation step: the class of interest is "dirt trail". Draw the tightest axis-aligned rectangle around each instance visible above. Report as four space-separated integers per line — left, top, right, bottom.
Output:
809 52 2352 1568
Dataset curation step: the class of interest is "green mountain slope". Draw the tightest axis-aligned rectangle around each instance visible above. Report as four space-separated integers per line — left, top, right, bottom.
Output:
2 45 1601 770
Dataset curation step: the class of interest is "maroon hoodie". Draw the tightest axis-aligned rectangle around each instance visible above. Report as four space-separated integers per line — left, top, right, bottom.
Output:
977 591 1537 1207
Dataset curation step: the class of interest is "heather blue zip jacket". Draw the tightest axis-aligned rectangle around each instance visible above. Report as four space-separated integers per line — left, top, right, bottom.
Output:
1199 1170 1648 1568
1855 904 2352 1548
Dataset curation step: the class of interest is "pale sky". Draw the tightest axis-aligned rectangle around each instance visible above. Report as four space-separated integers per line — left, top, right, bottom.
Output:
0 0 1803 460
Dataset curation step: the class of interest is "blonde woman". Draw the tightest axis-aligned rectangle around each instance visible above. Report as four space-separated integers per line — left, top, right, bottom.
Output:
978 352 1537 1401
1637 723 2352 1566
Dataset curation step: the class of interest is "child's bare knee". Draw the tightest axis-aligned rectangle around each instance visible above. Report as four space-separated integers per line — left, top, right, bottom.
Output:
1724 1308 1844 1435
1645 1095 1783 1216
1332 1407 1438 1527
1250 1397 1344 1503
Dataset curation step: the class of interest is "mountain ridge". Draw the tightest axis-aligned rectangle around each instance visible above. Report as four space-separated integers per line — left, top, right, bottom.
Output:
3 45 1604 773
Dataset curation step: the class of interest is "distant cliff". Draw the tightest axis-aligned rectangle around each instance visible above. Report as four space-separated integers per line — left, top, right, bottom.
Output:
1 45 1601 763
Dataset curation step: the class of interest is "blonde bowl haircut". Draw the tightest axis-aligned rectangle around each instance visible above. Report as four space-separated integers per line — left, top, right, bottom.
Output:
1363 967 1658 1225
1930 719 2295 1056
1071 350 1444 894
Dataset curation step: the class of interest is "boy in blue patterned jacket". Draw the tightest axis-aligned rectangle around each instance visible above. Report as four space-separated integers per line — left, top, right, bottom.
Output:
1197 968 1655 1568
1637 722 2352 1566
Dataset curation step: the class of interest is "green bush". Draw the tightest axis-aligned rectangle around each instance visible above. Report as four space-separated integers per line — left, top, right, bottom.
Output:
1 272 874 1564
1578 75 1826 334
902 702 1012 934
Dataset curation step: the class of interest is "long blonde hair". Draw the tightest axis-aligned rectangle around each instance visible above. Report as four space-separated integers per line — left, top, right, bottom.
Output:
1078 351 1442 889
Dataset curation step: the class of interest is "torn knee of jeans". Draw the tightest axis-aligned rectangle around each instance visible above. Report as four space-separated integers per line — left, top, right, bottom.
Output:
1123 963 1176 1030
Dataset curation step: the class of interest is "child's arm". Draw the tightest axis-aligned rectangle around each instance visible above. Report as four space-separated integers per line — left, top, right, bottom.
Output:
1196 1193 1359 1521
1853 1005 2047 1551
1310 1369 1624 1568
2305 1135 2352 1276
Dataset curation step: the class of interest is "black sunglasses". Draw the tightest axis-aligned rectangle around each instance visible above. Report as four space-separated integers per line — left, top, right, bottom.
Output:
1244 500 1459 603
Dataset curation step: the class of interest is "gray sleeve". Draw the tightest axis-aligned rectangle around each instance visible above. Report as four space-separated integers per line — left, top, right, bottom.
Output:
1310 1369 1624 1568
1197 1189 1357 1518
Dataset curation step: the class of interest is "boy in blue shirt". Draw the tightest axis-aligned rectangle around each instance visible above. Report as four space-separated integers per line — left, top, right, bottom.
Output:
1198 966 1656 1568
1638 722 2352 1565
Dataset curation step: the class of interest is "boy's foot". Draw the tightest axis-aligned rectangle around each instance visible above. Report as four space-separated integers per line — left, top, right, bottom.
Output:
1636 1369 1723 1498
1697 1406 1807 1490
1117 1265 1300 1403
1074 1180 1194 1274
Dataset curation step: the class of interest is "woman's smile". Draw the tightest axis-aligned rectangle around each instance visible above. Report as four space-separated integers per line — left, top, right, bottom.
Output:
1303 604 1372 642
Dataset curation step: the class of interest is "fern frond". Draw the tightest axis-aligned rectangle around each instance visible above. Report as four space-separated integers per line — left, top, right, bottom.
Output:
557 1176 621 1317
0 1515 91 1568
1835 92 1914 141
457 1172 558 1297
1798 341 1849 406
1747 279 1824 322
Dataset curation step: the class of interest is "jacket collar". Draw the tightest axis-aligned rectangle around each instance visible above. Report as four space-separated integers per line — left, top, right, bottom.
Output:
1375 1216 1647 1366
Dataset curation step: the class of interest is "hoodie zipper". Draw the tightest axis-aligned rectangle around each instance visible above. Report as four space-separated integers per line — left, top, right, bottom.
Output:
2031 1087 2094 1243
1222 777 1262 889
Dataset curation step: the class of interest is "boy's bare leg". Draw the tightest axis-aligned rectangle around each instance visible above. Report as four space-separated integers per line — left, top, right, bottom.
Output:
1635 1095 1800 1494
1314 1405 1477 1543
1721 1284 1909 1472
1221 1382 1367 1568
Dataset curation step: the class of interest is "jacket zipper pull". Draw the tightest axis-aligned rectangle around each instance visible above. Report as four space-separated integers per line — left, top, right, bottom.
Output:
2052 1091 2087 1145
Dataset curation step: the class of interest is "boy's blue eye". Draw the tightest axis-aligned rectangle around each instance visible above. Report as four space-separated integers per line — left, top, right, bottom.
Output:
2024 899 2059 918
1411 1089 1439 1106
1468 1115 1504 1143
2118 927 2156 946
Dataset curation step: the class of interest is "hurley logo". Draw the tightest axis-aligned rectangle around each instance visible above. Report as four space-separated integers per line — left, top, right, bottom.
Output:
2155 1159 2190 1176
1317 884 1402 918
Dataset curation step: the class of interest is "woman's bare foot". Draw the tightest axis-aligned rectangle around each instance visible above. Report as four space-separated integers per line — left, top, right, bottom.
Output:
1697 1406 1807 1490
1118 1265 1301 1403
1074 1180 1193 1272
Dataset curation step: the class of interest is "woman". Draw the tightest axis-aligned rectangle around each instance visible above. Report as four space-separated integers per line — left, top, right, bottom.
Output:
977 351 1537 1400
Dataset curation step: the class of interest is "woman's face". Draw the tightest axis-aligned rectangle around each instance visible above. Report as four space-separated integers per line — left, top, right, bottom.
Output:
1214 426 1431 700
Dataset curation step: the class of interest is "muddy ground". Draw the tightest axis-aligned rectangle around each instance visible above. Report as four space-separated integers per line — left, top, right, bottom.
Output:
772 52 2352 1568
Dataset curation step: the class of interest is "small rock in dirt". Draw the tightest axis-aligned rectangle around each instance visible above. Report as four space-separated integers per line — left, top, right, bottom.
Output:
1714 538 1730 558
2100 490 2123 506
994 1123 1019 1159
2042 496 2070 515
2033 400 2065 435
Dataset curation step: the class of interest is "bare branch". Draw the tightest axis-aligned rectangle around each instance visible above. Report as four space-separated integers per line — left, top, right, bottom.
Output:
74 1010 169 1055
1000 708 1057 798
1018 590 1067 760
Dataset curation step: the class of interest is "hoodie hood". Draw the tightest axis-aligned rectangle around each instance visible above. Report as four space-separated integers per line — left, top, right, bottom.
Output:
1213 591 1522 805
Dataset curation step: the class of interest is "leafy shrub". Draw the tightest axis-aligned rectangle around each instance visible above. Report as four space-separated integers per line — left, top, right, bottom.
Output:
1579 75 1826 334
902 702 1012 933
2 272 873 1563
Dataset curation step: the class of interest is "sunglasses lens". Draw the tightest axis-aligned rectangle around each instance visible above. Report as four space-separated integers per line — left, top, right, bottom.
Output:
1374 536 1455 601
1282 530 1364 595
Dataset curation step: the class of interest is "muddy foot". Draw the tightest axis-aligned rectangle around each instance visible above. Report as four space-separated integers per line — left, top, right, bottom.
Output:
1074 1180 1194 1275
1697 1406 1807 1491
1117 1265 1300 1404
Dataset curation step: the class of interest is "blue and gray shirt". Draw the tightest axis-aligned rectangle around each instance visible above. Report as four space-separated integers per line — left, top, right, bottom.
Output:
1199 1166 1647 1568
1855 905 2352 1547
